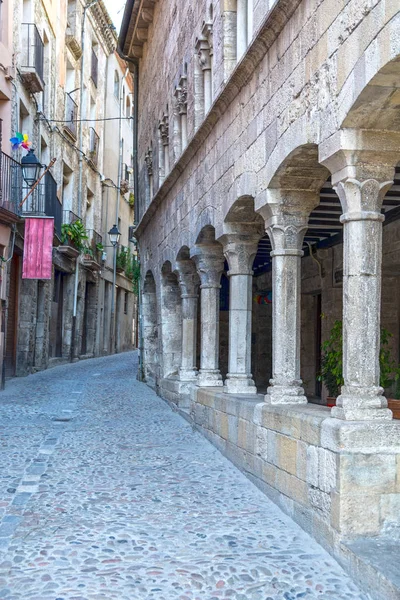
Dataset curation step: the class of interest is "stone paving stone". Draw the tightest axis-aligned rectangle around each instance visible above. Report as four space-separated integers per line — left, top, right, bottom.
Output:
0 352 369 600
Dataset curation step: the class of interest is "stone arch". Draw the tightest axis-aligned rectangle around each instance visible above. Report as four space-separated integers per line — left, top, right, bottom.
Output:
256 143 330 225
337 19 400 131
193 205 218 245
142 270 159 387
160 261 182 378
221 172 258 227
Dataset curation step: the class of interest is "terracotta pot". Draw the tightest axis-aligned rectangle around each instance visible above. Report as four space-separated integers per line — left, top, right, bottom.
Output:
326 397 336 408
387 399 400 420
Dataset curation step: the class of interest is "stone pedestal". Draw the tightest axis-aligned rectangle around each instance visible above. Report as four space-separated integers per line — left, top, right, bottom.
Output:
222 233 260 394
192 245 224 387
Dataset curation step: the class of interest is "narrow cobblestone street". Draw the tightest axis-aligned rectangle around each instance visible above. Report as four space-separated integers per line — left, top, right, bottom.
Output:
0 352 367 600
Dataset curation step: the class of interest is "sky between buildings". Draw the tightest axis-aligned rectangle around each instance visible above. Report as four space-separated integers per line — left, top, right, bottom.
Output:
103 0 125 33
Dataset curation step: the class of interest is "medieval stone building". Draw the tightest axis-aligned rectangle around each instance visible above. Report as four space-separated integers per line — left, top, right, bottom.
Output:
119 1 400 597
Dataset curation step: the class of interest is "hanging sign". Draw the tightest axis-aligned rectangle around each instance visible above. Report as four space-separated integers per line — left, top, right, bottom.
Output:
22 217 54 280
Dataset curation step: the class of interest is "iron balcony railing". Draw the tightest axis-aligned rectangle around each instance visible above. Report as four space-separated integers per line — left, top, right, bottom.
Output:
22 171 62 239
64 92 78 139
85 229 103 262
62 210 80 225
91 48 98 87
21 23 44 82
0 151 23 217
88 127 100 167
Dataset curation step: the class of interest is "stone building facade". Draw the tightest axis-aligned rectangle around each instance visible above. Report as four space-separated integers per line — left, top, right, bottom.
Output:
120 1 400 597
0 0 137 381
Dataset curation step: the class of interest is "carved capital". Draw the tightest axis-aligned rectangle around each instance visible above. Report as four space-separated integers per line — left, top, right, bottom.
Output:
335 177 393 221
266 214 309 254
175 76 188 115
192 245 225 288
144 148 153 176
220 234 260 275
195 35 212 71
176 259 199 297
159 113 169 146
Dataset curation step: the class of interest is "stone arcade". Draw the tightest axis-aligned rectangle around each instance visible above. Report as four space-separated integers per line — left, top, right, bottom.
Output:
119 1 400 597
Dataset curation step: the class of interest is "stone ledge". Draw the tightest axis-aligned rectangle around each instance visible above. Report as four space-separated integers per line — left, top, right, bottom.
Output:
342 538 400 600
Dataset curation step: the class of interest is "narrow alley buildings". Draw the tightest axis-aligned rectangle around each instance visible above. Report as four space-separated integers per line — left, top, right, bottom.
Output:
0 0 138 381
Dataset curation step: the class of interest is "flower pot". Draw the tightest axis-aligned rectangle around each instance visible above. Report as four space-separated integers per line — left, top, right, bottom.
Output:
326 397 336 408
387 399 400 420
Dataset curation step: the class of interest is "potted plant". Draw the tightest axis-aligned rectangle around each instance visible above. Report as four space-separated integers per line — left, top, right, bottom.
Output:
318 320 399 415
116 247 128 273
61 220 88 253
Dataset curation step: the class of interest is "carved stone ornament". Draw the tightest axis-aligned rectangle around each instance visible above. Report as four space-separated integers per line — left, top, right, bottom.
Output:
175 76 188 115
144 148 153 176
159 113 169 146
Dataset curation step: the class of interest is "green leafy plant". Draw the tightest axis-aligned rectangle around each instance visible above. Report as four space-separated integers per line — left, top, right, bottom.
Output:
124 249 140 295
116 247 128 271
318 320 399 398
128 193 135 208
96 242 104 252
61 220 88 253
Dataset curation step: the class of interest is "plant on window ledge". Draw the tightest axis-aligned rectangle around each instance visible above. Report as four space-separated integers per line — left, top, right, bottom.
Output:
128 193 135 208
61 220 88 253
116 247 128 271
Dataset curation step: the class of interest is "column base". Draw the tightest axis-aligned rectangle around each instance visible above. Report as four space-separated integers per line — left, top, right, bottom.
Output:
224 374 257 394
264 381 307 405
178 368 198 382
332 387 393 421
197 369 223 387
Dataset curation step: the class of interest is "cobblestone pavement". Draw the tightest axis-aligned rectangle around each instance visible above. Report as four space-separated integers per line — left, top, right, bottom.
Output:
0 352 368 600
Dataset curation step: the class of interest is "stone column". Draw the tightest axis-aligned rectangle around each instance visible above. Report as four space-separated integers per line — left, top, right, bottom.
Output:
192 246 224 387
222 233 259 394
176 261 199 381
260 191 319 404
324 163 395 420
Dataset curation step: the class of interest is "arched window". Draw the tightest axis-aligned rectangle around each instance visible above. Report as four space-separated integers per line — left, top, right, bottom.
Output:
114 71 119 99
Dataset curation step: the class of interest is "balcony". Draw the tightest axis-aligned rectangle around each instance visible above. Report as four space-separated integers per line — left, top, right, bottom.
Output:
0 151 23 223
82 229 103 270
91 49 98 87
65 12 82 60
22 171 62 239
88 128 99 168
20 24 45 93
62 210 80 225
64 92 78 140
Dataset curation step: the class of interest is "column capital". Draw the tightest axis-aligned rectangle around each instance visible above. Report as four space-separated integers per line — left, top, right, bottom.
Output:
258 189 319 252
175 259 199 297
220 232 261 276
192 244 225 287
320 129 397 215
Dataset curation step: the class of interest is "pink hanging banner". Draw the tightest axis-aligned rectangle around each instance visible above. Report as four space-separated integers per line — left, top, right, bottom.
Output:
22 217 54 280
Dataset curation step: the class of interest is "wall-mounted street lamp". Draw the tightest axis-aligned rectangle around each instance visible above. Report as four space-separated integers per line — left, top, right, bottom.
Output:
108 224 121 247
21 149 42 187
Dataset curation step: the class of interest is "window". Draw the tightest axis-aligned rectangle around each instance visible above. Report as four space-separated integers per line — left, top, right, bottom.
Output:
124 292 128 315
91 45 98 87
144 145 153 205
114 71 119 99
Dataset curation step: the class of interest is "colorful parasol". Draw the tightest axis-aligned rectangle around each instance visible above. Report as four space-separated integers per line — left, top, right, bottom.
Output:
254 291 272 305
10 132 32 151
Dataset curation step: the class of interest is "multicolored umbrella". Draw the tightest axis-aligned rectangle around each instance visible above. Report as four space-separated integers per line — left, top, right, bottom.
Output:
10 132 32 151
